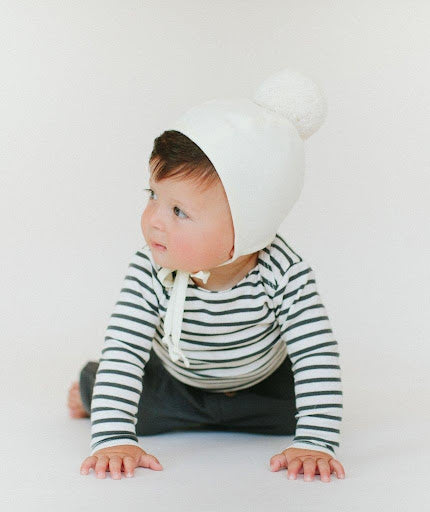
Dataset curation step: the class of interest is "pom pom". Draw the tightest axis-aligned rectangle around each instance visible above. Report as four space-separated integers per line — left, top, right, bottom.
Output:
253 68 327 140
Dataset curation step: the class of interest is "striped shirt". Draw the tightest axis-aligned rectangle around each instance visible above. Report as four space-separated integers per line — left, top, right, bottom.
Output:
90 233 343 457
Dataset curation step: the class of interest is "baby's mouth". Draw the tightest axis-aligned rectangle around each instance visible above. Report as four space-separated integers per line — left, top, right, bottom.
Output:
151 241 167 251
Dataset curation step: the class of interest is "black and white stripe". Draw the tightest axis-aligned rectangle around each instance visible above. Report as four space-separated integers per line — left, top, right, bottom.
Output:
90 234 343 457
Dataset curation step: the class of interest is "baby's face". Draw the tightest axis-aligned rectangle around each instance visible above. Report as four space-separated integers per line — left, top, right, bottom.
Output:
141 174 234 273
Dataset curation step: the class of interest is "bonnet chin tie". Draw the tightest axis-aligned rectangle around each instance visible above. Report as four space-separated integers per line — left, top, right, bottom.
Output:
157 267 211 367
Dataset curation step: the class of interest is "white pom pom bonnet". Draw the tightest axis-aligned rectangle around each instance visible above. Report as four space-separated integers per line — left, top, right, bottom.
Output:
152 68 327 367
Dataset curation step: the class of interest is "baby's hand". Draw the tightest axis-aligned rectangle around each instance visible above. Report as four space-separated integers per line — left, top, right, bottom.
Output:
80 444 163 479
269 447 345 483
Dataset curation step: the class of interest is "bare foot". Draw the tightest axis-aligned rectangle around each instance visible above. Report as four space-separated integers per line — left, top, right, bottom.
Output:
67 381 89 418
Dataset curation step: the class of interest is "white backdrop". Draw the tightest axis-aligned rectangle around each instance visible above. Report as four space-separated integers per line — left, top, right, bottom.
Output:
1 1 429 509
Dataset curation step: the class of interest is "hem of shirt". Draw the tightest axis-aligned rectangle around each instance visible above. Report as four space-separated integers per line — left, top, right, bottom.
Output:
154 343 288 393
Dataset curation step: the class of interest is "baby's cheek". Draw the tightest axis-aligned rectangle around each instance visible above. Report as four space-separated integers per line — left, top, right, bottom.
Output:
172 233 208 269
172 234 194 260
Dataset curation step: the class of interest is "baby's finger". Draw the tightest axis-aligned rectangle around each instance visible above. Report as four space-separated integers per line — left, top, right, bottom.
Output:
80 456 97 475
287 458 302 480
269 453 287 471
123 456 137 478
316 458 331 482
138 453 163 470
302 457 316 482
95 455 109 479
329 459 346 479
108 455 123 480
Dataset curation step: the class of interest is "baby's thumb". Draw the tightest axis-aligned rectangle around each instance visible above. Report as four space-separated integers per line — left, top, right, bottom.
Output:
138 452 164 470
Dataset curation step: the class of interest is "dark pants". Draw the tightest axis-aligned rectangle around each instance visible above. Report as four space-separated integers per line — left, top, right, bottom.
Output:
79 349 298 436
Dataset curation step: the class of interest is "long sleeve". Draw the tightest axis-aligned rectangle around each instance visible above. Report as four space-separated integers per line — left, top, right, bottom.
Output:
89 248 160 455
275 260 343 458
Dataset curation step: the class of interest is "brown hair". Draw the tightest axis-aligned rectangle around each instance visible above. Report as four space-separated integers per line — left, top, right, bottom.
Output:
149 130 220 192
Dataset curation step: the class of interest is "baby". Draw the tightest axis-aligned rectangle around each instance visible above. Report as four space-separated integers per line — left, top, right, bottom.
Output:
68 69 346 482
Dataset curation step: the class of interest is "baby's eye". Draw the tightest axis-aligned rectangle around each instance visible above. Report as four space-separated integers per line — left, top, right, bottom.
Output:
173 206 188 219
143 188 155 199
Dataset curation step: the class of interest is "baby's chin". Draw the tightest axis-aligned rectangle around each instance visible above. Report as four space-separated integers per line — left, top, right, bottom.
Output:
150 249 185 270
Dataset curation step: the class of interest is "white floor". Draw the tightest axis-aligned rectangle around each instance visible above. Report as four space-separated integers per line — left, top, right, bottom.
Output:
2 361 429 512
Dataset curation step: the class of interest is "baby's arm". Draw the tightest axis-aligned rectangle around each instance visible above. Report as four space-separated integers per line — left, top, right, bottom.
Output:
88 247 160 456
275 259 343 458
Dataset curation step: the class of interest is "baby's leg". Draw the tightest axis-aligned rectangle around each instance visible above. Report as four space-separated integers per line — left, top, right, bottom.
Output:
208 355 298 435
135 351 212 435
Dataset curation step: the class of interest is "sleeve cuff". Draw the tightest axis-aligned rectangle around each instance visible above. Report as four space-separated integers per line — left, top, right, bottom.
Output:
284 442 336 458
90 439 140 456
